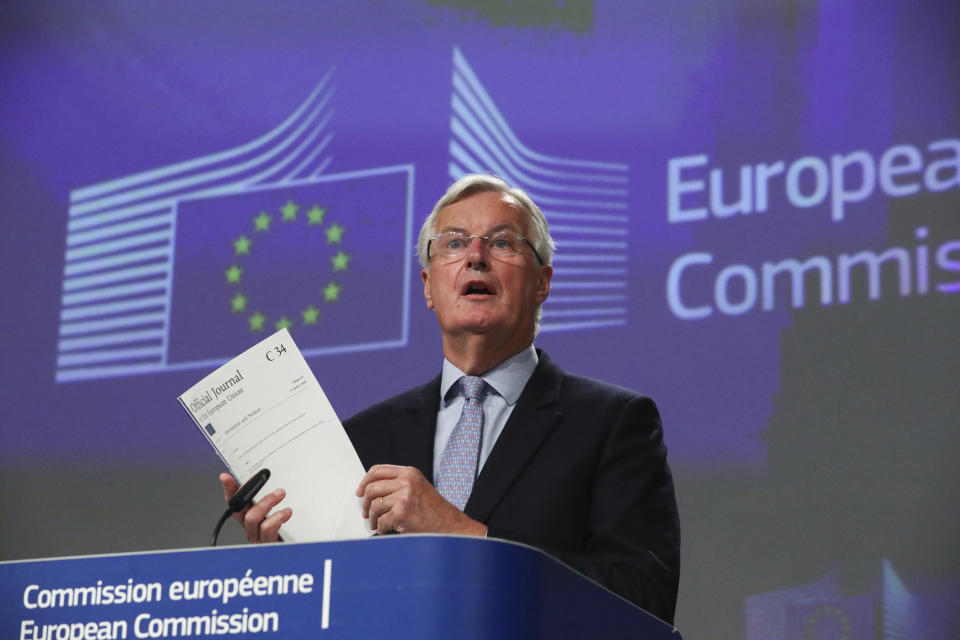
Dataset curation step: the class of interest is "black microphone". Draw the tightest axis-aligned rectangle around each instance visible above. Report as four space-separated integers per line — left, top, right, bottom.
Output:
211 468 271 546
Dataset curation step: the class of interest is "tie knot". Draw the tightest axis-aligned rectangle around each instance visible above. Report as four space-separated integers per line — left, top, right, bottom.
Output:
459 375 485 400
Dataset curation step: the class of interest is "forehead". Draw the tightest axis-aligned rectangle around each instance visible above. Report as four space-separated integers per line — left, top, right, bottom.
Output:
436 191 528 233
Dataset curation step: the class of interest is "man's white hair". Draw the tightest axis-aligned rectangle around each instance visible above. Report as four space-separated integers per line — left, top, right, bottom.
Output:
416 174 556 270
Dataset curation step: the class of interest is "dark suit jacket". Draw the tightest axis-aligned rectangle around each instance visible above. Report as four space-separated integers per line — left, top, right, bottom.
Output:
343 350 680 623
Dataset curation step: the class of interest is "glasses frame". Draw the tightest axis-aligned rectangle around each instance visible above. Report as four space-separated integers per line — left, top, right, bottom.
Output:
427 231 545 266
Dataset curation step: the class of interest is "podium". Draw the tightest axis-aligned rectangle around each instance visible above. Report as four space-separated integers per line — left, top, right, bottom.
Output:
2 535 681 638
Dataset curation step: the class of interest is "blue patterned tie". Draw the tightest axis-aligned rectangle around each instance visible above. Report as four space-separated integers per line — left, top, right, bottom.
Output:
436 376 485 511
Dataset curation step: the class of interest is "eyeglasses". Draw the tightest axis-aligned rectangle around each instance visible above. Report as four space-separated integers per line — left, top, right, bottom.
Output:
428 230 544 265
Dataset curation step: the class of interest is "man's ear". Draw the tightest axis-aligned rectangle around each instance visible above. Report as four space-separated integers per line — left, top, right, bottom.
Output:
422 268 434 310
534 265 552 304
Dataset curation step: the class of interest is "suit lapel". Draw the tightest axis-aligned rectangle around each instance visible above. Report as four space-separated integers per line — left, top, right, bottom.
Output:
464 352 563 523
387 375 441 483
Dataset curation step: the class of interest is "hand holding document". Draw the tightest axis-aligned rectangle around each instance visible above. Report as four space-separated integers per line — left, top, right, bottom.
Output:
178 329 372 542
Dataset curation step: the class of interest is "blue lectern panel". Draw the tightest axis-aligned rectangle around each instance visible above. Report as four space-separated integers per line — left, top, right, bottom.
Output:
2 536 680 639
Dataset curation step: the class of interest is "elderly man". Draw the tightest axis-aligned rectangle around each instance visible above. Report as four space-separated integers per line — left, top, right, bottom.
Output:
222 174 680 622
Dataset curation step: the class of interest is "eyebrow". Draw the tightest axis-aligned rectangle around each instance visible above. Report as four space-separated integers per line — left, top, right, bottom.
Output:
437 223 521 235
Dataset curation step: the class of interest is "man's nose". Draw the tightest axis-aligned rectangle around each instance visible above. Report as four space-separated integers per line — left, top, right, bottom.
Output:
464 236 489 269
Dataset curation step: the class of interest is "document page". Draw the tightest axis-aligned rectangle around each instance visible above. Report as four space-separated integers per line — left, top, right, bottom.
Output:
178 328 372 541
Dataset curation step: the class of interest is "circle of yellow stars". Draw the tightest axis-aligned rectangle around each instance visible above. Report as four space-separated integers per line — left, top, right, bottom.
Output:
224 199 351 332
804 605 851 640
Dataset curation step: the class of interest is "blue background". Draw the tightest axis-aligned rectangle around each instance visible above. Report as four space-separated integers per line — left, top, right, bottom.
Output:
1 2 958 638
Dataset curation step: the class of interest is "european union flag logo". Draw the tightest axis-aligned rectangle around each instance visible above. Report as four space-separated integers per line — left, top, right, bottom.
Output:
53 75 417 382
745 559 955 640
205 424 216 436
167 167 413 367
784 598 873 640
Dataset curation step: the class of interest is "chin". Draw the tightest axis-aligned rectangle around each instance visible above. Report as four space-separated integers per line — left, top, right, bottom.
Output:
448 313 502 334
458 320 499 334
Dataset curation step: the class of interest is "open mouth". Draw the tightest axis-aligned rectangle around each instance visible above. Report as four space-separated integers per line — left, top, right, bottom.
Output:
462 281 495 296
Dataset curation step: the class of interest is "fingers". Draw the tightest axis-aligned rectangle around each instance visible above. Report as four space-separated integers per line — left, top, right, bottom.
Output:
220 473 249 523
242 488 290 543
217 473 291 543
357 465 404 532
356 465 411 533
356 466 427 533
220 473 240 502
253 505 293 543
355 464 402 497
368 494 394 534
359 478 404 517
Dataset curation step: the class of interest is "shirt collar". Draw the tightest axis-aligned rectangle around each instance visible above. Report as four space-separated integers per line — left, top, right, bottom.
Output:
440 345 539 406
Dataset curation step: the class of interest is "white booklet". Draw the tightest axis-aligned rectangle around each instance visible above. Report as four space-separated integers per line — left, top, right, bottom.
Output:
178 328 372 542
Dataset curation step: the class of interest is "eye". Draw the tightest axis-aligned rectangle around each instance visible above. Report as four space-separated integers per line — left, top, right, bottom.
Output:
491 235 515 251
445 237 466 250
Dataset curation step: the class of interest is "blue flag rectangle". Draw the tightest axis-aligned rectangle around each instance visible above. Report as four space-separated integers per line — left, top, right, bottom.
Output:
167 167 413 368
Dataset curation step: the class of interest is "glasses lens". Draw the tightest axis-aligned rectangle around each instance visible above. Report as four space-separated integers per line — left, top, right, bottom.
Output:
433 231 528 260
487 231 518 255
441 233 469 253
